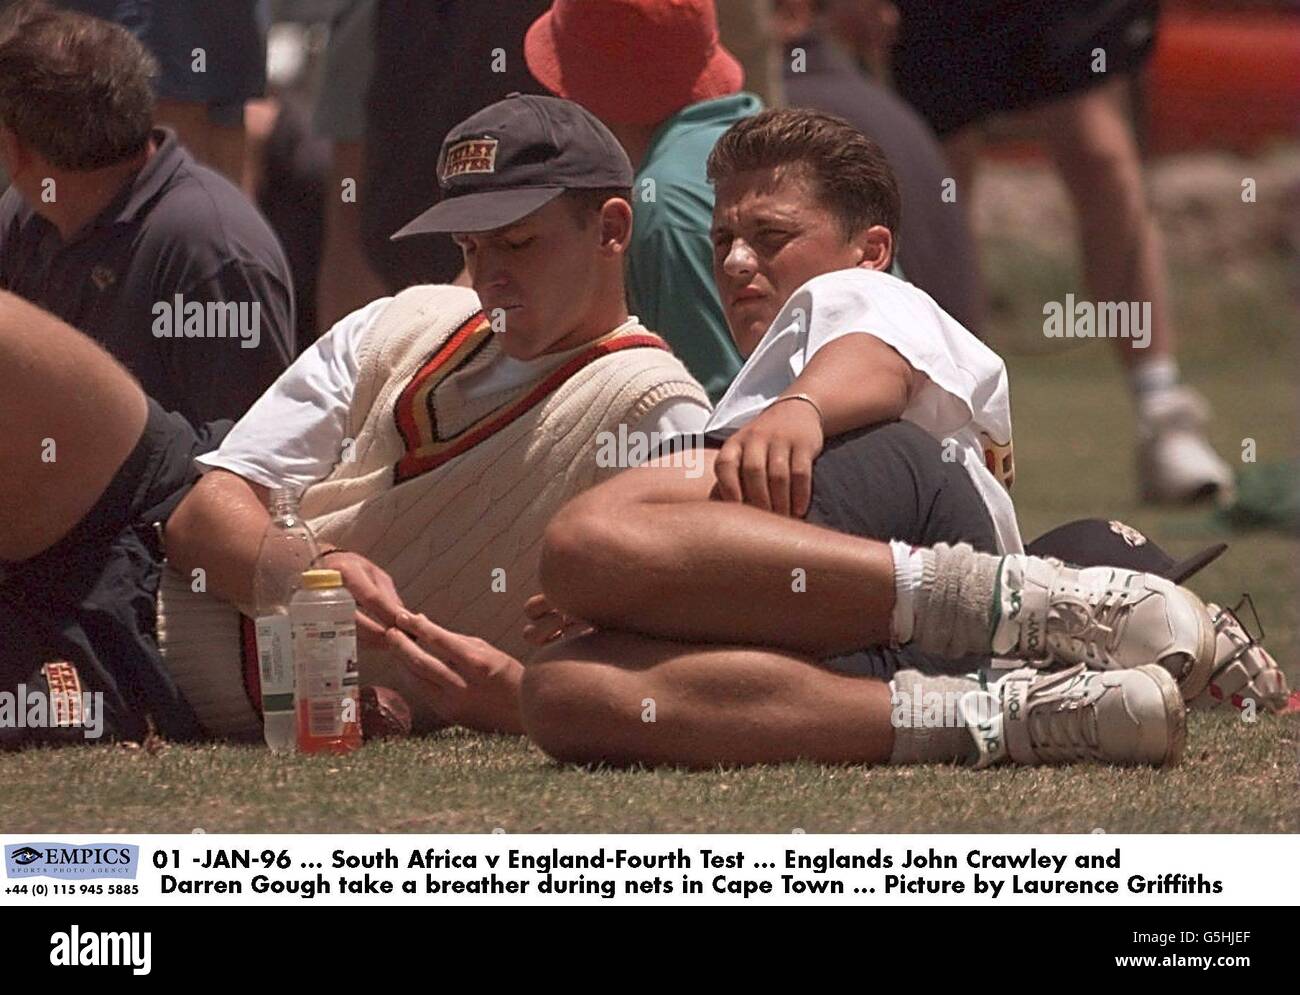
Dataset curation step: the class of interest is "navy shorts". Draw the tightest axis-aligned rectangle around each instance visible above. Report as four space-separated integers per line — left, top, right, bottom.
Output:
891 0 1160 136
57 0 269 110
0 401 230 744
705 420 998 680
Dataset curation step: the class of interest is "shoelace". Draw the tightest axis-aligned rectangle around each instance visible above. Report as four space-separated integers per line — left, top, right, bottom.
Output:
1049 588 1132 664
1029 692 1103 762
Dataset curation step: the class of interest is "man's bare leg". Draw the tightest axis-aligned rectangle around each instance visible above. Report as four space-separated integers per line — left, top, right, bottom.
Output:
316 140 389 332
541 451 895 657
541 448 1217 700
942 123 983 256
1025 77 1172 365
521 630 896 768
1024 77 1233 502
520 629 1186 771
0 292 147 561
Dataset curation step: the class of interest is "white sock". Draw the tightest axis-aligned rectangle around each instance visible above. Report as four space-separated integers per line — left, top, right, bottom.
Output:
887 669 983 765
908 543 1002 659
889 540 924 645
1131 356 1180 403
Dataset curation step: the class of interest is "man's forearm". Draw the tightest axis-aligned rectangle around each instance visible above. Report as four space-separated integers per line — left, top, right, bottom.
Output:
796 333 915 437
164 469 272 612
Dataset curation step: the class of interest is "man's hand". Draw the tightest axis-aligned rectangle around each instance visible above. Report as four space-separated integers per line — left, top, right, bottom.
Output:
712 396 824 517
385 611 524 734
522 593 594 646
316 550 406 646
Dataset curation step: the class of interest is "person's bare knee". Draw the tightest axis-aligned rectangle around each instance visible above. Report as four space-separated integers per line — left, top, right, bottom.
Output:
521 635 650 764
540 493 653 624
0 293 148 560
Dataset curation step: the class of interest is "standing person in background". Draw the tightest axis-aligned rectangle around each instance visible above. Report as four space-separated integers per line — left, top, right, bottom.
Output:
360 0 551 292
311 0 387 331
888 0 1235 505
716 0 785 110
54 0 269 190
526 0 762 403
0 2 294 427
775 0 982 334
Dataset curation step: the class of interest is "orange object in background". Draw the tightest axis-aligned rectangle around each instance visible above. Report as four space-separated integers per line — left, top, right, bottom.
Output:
1147 9 1300 155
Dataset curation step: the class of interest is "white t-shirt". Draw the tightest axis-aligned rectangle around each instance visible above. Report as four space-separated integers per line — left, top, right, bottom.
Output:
198 298 712 491
704 268 1023 553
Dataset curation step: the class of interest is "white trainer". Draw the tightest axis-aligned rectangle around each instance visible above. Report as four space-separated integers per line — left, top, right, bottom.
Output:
1137 386 1236 505
960 664 1186 768
990 556 1216 701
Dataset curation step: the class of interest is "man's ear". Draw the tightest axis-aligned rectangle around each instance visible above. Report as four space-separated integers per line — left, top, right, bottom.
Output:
853 224 894 272
598 197 634 255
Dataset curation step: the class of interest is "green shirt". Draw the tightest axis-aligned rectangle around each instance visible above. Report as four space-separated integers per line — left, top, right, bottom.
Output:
626 93 763 403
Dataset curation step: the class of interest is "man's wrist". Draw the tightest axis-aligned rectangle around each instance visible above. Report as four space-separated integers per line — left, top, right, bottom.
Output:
770 392 825 429
311 547 344 567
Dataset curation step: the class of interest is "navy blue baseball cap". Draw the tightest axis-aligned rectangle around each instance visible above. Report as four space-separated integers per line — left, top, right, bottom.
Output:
1026 518 1227 584
391 93 633 239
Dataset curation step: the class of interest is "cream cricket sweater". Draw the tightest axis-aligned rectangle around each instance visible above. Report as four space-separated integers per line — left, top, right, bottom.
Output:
160 284 709 734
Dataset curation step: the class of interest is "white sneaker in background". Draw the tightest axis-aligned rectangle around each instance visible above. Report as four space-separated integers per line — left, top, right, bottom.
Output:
1137 385 1236 505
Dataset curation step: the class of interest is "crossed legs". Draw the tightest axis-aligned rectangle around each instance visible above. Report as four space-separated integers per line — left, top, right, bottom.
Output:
522 632 896 768
522 450 905 766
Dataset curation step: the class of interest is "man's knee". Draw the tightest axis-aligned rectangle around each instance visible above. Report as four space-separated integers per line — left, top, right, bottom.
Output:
540 494 645 623
521 638 643 765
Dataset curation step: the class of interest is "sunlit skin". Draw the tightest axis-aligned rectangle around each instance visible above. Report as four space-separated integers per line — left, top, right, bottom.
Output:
452 195 632 361
711 165 893 356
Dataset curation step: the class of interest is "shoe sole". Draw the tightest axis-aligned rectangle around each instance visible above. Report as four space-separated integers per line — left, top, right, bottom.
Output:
1143 664 1187 767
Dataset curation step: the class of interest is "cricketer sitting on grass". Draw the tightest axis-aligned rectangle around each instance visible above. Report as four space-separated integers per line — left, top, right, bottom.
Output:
514 110 1246 771
157 95 711 737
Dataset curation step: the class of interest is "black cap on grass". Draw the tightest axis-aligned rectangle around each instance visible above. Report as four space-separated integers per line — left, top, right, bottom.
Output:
1026 518 1227 584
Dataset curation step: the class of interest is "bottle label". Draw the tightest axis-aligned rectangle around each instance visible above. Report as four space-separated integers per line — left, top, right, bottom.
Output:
294 620 357 738
254 615 294 712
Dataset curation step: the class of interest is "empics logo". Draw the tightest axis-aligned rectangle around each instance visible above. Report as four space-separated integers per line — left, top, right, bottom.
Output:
50 926 151 976
4 843 139 880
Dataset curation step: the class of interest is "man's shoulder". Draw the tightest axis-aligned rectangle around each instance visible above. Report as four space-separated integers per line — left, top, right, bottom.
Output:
634 95 762 217
136 159 288 278
584 334 709 400
797 268 942 321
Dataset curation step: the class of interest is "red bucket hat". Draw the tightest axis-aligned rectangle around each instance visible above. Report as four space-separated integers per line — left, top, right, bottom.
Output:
525 0 744 126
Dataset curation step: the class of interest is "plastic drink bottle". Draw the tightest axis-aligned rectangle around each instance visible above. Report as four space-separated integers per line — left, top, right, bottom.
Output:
252 488 319 751
291 569 362 754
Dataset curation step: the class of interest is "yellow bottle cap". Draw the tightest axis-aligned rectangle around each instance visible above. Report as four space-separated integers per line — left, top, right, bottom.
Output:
300 568 343 589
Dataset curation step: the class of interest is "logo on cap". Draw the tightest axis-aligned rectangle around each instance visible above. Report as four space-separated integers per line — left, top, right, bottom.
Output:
1108 520 1147 547
441 137 500 183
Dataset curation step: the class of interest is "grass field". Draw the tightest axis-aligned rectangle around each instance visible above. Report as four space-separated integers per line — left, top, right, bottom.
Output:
2 158 1296 834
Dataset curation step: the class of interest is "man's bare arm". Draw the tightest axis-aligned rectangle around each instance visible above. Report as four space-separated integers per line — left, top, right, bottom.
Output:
792 332 920 437
540 449 895 656
713 333 926 516
164 469 270 611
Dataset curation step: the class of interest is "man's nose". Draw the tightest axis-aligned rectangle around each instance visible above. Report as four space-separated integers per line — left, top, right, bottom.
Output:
722 239 757 279
472 253 509 292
